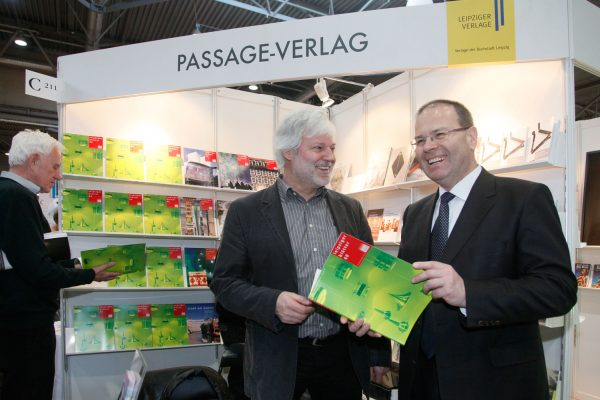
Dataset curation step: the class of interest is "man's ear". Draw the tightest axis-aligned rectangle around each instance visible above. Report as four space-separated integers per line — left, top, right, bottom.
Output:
466 127 478 151
29 153 41 167
283 149 294 161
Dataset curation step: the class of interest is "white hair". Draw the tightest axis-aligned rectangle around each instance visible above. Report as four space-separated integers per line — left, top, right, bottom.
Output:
8 129 63 167
273 109 335 171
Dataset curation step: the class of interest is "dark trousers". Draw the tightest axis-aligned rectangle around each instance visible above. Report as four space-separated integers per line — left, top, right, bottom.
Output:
410 350 441 400
0 324 56 400
292 334 362 400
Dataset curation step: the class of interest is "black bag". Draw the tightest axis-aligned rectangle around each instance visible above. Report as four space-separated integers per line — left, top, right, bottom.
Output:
138 366 232 400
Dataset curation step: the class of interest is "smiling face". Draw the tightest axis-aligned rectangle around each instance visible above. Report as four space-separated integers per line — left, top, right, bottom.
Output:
27 146 63 193
283 133 336 199
415 103 478 191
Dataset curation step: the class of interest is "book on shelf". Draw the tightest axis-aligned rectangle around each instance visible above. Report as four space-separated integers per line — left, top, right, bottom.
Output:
405 147 426 182
146 246 185 288
62 133 104 176
81 243 146 274
145 143 183 184
364 148 391 189
575 263 592 288
182 148 219 187
184 247 217 287
186 303 221 345
105 138 145 181
179 197 216 236
108 269 148 288
104 192 144 233
61 188 103 232
366 209 384 242
590 265 600 289
215 200 233 237
143 194 181 235
217 152 252 190
249 156 279 191
328 163 350 193
151 303 189 347
383 146 410 186
377 212 402 243
308 232 431 345
73 304 115 352
113 304 153 350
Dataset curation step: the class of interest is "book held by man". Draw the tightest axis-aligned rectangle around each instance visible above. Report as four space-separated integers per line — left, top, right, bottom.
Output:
81 243 146 274
308 232 431 345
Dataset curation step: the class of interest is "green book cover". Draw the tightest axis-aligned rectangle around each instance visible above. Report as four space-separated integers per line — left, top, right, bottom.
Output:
308 232 431 345
105 138 145 180
61 188 103 232
81 243 146 274
146 246 184 288
151 303 189 347
146 143 183 184
73 305 115 352
62 133 104 176
104 192 144 233
143 194 181 235
108 268 147 288
113 304 153 350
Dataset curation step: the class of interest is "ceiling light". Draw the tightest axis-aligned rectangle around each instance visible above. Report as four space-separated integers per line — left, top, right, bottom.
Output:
248 84 259 91
314 78 335 108
14 31 28 47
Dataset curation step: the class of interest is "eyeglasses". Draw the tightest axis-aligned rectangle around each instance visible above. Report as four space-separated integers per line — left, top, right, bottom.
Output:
411 126 472 147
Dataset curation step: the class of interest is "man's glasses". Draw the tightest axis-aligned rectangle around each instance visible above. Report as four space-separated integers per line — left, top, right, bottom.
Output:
411 126 472 147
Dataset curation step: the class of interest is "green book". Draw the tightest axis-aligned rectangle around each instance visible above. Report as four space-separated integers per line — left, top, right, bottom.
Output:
113 304 153 350
146 246 184 288
105 138 145 180
146 143 183 184
108 269 147 288
62 133 104 176
308 232 431 345
81 243 146 274
61 188 103 232
151 304 189 347
104 192 144 233
143 194 181 235
73 305 115 352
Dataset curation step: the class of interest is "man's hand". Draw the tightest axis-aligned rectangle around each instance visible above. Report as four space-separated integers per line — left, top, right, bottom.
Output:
275 291 314 324
412 261 466 307
340 317 382 338
371 366 390 385
92 262 120 282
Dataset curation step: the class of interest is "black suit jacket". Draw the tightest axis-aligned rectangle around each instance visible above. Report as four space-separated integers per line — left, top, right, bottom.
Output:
210 183 390 400
397 169 577 400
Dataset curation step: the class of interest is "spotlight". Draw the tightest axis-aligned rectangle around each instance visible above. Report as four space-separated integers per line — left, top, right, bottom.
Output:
14 31 28 47
314 78 334 108
248 84 259 91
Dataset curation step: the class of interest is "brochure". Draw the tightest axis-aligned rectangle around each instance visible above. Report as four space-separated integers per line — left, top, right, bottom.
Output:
81 243 146 274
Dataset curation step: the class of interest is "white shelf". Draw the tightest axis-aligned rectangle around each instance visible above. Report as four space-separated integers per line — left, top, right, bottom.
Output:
539 316 565 328
374 241 400 246
579 287 600 291
65 342 220 357
65 230 219 240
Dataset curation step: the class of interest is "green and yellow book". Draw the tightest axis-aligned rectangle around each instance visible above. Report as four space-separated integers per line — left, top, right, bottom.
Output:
108 269 147 288
146 143 183 184
151 303 189 347
104 192 144 233
146 246 184 288
81 243 146 274
105 138 145 180
61 188 103 232
73 305 115 352
62 133 104 176
308 232 431 345
113 304 153 350
143 194 181 235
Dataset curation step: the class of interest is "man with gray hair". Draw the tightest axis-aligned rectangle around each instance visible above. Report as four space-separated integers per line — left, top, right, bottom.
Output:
0 129 118 400
211 109 390 400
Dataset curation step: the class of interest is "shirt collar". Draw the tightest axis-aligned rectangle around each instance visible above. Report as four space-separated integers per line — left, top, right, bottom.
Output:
1 171 41 194
438 165 482 201
276 177 327 202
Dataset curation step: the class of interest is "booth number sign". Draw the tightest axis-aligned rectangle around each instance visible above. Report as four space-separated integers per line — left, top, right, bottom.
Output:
25 69 60 102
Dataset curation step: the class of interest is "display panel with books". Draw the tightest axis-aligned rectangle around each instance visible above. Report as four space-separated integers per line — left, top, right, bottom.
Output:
113 304 153 350
105 138 145 181
151 303 189 347
62 133 104 176
61 188 103 232
146 246 185 288
145 143 183 184
73 305 115 352
104 192 144 233
143 194 181 235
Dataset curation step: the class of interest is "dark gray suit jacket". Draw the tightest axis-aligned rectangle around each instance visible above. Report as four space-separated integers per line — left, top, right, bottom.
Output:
210 184 390 400
397 169 577 400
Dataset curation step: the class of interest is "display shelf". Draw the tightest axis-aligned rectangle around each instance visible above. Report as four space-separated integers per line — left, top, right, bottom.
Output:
65 230 219 240
539 316 565 328
579 287 600 291
374 241 400 246
65 342 220 356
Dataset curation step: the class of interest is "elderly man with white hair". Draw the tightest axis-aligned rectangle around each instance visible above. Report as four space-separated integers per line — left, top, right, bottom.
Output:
0 129 118 400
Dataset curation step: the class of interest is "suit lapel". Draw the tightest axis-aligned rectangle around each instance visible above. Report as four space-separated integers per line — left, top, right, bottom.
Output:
260 185 295 267
325 191 344 234
443 169 496 264
415 194 437 260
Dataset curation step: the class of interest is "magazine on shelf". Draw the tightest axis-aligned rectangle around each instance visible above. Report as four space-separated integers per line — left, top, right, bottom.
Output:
405 147 426 182
143 194 181 235
113 304 153 350
383 146 410 186
183 148 219 187
184 247 217 287
575 263 592 288
104 192 144 233
366 209 384 242
151 303 189 347
328 163 350 193
61 188 103 232
108 268 148 288
377 212 402 243
186 303 221 345
62 133 104 176
309 232 431 344
146 143 183 184
590 265 600 289
81 243 146 274
364 148 391 189
146 246 185 288
215 200 233 236
249 157 279 191
117 349 148 400
217 152 252 190
73 304 115 352
105 138 145 181
179 197 216 236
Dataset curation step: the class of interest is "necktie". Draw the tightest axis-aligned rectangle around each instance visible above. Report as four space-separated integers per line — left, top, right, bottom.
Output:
421 191 455 358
